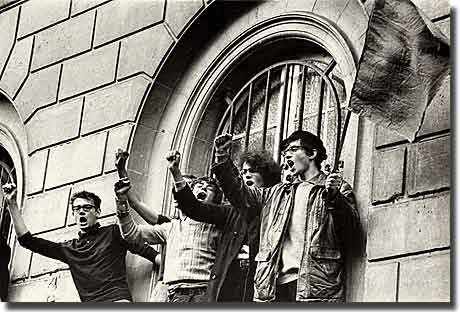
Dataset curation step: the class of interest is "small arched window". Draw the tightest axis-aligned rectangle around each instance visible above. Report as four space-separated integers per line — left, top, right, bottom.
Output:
0 145 16 243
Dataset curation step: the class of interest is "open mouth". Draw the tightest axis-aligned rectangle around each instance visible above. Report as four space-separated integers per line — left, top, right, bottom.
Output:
196 192 207 201
245 180 254 186
79 217 87 224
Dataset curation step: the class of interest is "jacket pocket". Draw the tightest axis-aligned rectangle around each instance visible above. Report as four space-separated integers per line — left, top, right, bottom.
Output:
253 250 276 302
308 246 344 299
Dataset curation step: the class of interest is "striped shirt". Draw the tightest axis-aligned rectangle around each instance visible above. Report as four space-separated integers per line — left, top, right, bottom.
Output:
119 214 221 285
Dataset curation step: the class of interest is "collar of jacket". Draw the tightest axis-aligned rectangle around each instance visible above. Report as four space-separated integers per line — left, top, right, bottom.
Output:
282 172 327 193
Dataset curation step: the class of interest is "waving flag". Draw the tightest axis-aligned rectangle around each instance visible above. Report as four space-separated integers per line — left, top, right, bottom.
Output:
348 0 450 141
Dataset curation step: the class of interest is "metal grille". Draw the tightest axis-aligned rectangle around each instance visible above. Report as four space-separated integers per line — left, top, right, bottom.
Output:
0 159 15 242
215 59 351 171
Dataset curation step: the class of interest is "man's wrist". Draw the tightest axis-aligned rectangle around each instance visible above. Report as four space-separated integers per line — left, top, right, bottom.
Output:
116 198 130 217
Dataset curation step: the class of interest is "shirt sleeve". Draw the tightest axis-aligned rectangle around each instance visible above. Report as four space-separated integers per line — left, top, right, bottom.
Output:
113 225 160 263
17 232 67 263
118 213 171 247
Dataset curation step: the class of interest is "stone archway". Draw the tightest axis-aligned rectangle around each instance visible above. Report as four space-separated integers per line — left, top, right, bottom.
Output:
128 0 368 301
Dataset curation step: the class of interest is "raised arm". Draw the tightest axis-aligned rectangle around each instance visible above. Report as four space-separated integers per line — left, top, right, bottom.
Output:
211 134 266 220
3 184 67 262
166 150 229 228
115 149 170 225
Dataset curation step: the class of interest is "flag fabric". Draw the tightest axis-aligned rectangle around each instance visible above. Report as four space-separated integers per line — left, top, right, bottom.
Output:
348 0 450 142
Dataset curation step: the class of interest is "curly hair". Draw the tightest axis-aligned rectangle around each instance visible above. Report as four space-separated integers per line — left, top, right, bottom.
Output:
238 150 282 187
70 191 102 214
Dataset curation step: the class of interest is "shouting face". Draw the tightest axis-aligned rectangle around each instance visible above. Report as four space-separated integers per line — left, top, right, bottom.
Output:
281 139 316 179
72 197 99 232
241 162 263 187
192 181 218 204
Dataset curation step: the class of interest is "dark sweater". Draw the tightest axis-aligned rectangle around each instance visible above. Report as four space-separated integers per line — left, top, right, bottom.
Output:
18 223 158 302
173 186 258 302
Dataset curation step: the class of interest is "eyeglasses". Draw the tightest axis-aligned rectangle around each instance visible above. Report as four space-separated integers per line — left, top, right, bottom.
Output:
281 145 308 157
241 168 257 175
72 204 96 212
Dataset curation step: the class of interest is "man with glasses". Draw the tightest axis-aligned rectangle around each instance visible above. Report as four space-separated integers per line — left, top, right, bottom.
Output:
2 184 160 302
212 130 359 302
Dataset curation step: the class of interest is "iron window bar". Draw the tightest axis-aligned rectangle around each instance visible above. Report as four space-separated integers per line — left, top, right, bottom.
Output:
214 59 349 172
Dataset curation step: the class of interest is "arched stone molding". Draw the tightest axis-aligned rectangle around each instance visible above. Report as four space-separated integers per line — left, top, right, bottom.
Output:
0 91 27 207
131 0 368 211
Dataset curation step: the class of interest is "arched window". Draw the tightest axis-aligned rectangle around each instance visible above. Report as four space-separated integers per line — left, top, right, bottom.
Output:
215 59 348 174
0 145 16 244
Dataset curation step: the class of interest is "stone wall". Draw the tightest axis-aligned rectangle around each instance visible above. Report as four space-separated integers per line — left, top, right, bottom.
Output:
0 0 450 302
363 0 450 302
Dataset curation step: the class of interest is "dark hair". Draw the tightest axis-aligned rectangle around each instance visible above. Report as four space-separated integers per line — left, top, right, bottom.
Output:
182 174 197 185
70 191 102 214
280 130 327 168
238 150 281 187
190 176 223 204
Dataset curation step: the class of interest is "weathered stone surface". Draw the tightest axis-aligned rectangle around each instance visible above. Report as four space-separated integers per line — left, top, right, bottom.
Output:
407 136 450 195
399 251 450 302
104 123 134 173
68 173 118 226
10 240 31 281
45 133 106 189
32 11 94 70
71 0 108 16
139 82 172 129
375 125 408 148
165 0 203 37
364 262 398 302
435 18 450 39
18 0 71 38
15 64 60 121
8 275 52 302
0 0 19 10
60 43 117 100
25 98 83 152
372 147 405 203
128 124 156 174
368 193 450 260
81 75 149 134
0 37 33 98
312 0 349 23
337 0 368 49
118 25 174 79
0 7 18 76
26 150 48 195
23 187 70 234
126 252 154 302
411 0 450 20
54 271 80 302
29 228 74 277
94 0 164 46
417 74 450 137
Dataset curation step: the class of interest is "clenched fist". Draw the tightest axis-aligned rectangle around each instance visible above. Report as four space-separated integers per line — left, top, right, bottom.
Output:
166 150 181 170
115 149 129 178
325 173 343 199
214 133 232 160
2 183 17 207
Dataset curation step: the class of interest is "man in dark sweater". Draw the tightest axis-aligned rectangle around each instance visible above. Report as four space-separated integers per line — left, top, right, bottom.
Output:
2 183 161 302
166 149 281 302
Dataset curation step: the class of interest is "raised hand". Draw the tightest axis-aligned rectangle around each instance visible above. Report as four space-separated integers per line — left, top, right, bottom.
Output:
114 178 131 200
166 150 181 170
214 133 232 160
2 183 17 208
325 173 343 199
115 149 130 179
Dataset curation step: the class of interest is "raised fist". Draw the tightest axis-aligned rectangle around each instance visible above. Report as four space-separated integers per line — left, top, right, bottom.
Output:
325 173 343 198
2 182 17 206
115 149 129 178
166 150 181 170
114 178 131 200
214 133 232 158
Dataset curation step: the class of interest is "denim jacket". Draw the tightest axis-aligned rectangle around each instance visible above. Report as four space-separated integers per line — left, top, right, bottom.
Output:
212 159 359 302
